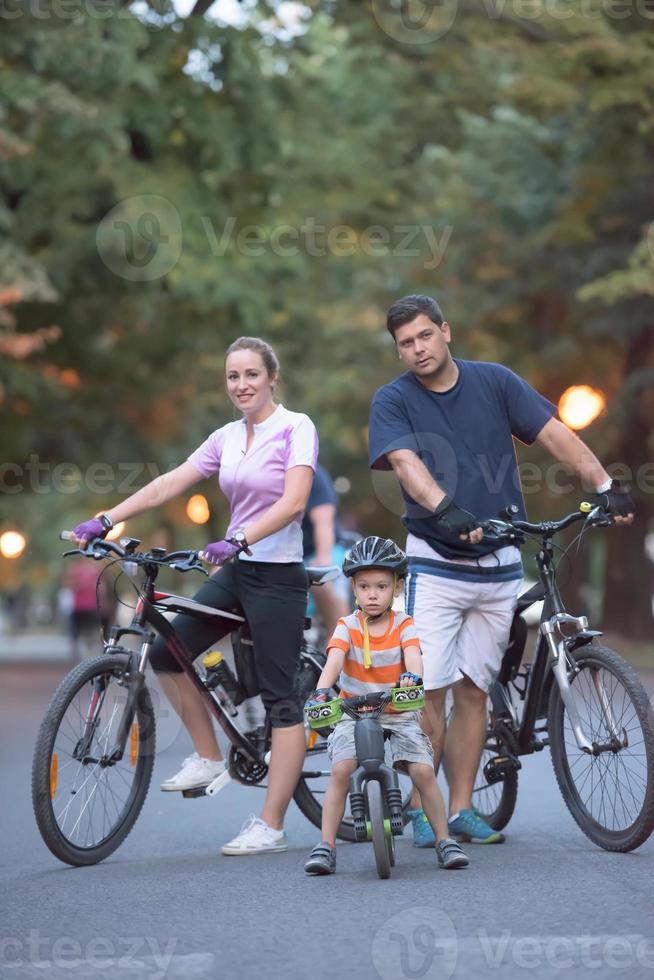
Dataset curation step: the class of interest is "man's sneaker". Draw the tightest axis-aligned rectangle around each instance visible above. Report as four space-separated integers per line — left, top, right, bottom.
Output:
160 753 226 792
436 837 470 869
304 842 336 875
221 815 287 856
448 809 505 844
408 808 436 848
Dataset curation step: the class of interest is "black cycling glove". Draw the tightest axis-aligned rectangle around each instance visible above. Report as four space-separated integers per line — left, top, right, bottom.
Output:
594 480 635 519
433 496 480 538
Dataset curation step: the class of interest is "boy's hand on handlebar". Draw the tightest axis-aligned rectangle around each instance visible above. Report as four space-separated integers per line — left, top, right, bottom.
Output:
399 672 422 687
305 688 333 707
433 497 484 543
71 517 107 545
594 480 635 525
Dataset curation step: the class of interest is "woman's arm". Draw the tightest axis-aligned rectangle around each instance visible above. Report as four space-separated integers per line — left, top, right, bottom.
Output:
241 465 314 546
104 461 204 526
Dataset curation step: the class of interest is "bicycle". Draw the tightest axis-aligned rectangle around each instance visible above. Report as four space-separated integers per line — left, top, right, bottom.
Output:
469 502 654 852
306 685 425 879
32 533 414 867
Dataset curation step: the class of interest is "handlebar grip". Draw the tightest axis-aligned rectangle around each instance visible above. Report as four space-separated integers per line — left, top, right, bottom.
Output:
60 531 74 541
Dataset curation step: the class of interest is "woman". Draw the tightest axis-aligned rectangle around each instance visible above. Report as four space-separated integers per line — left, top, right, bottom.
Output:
72 337 317 856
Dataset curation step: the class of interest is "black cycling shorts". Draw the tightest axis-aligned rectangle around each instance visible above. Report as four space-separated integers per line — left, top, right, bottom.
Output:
149 560 309 728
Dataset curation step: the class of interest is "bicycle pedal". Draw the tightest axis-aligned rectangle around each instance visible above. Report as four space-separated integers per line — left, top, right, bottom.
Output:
483 754 521 785
181 785 211 799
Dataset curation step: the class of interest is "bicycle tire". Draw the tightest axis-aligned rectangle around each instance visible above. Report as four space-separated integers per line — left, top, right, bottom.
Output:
32 654 155 866
548 643 654 852
367 780 391 879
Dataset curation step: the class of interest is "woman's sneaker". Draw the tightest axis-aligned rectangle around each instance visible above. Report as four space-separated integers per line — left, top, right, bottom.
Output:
448 809 505 844
304 842 336 875
160 753 226 792
408 808 436 847
436 838 470 869
221 815 287 855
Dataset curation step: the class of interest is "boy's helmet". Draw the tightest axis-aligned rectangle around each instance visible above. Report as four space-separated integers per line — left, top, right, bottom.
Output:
342 536 408 579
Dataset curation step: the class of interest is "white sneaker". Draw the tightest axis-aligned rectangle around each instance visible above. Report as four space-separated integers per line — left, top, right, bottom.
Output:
160 753 226 792
221 815 288 856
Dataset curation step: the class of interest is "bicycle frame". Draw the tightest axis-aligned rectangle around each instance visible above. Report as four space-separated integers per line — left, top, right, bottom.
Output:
495 534 613 757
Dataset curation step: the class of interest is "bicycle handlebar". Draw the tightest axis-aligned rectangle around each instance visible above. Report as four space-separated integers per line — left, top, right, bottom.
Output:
480 503 613 546
59 532 208 575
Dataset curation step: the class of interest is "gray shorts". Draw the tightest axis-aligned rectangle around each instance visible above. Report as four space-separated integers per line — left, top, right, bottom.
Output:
327 715 433 774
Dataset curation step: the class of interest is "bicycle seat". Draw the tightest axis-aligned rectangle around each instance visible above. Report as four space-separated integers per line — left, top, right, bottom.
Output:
306 565 340 586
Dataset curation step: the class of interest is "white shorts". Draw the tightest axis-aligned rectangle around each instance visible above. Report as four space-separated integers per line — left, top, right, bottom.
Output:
405 535 523 694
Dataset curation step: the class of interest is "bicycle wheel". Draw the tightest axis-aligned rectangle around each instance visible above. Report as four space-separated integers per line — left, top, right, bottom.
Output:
32 654 155 866
548 643 654 852
366 780 391 879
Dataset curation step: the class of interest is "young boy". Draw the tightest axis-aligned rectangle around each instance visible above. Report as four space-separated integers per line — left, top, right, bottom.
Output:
303 535 469 875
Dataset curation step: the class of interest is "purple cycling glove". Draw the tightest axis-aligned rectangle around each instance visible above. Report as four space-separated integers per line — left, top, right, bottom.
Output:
200 539 244 566
72 518 107 544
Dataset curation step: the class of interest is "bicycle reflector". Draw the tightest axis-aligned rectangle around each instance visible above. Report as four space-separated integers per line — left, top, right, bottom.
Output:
391 685 426 711
306 699 343 729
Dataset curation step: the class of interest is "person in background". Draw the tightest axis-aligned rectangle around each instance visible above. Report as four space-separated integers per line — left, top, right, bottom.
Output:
302 463 350 638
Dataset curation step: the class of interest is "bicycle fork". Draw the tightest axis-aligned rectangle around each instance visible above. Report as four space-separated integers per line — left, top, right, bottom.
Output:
542 616 626 755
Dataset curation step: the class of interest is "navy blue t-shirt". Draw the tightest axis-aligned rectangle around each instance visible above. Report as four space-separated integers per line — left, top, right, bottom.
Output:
368 360 556 559
302 464 340 557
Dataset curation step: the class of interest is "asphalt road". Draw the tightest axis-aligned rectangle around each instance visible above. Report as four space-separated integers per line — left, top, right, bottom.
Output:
2 661 654 980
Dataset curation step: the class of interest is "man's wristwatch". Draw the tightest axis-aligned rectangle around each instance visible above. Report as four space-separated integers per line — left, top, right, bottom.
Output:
228 531 252 555
98 513 114 532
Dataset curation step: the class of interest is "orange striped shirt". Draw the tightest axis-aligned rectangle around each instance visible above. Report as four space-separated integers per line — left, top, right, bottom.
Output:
328 610 421 699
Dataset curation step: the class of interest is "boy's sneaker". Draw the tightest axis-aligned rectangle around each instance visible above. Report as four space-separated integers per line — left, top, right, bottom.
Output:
221 815 287 855
436 837 470 869
304 842 336 875
408 808 436 848
448 809 505 844
160 753 226 791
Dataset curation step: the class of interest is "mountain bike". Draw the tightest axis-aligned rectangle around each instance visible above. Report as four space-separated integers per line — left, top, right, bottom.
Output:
470 503 654 852
32 534 413 867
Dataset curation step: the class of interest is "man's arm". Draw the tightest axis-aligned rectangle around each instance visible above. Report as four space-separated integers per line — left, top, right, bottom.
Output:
386 449 484 544
535 417 633 523
310 503 337 566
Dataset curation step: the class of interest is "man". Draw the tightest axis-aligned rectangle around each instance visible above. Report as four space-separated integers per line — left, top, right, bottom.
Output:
302 463 350 638
368 294 634 846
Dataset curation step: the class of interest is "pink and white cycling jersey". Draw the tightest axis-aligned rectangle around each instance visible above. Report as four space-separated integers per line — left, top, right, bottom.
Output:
188 404 318 563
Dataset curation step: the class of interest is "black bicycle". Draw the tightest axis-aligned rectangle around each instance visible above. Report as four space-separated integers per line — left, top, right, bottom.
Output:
470 503 654 852
32 534 414 867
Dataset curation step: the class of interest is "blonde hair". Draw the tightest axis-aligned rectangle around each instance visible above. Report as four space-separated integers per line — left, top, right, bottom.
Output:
224 336 280 379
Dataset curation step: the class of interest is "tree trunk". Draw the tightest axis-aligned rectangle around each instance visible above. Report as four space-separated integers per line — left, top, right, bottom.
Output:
601 327 654 640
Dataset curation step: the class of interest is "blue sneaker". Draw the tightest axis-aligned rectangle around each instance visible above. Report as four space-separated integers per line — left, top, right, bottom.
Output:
408 808 436 848
448 809 505 844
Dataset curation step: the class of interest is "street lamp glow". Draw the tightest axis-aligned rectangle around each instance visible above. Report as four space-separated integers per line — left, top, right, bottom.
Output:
558 385 606 430
0 530 26 558
187 494 210 524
